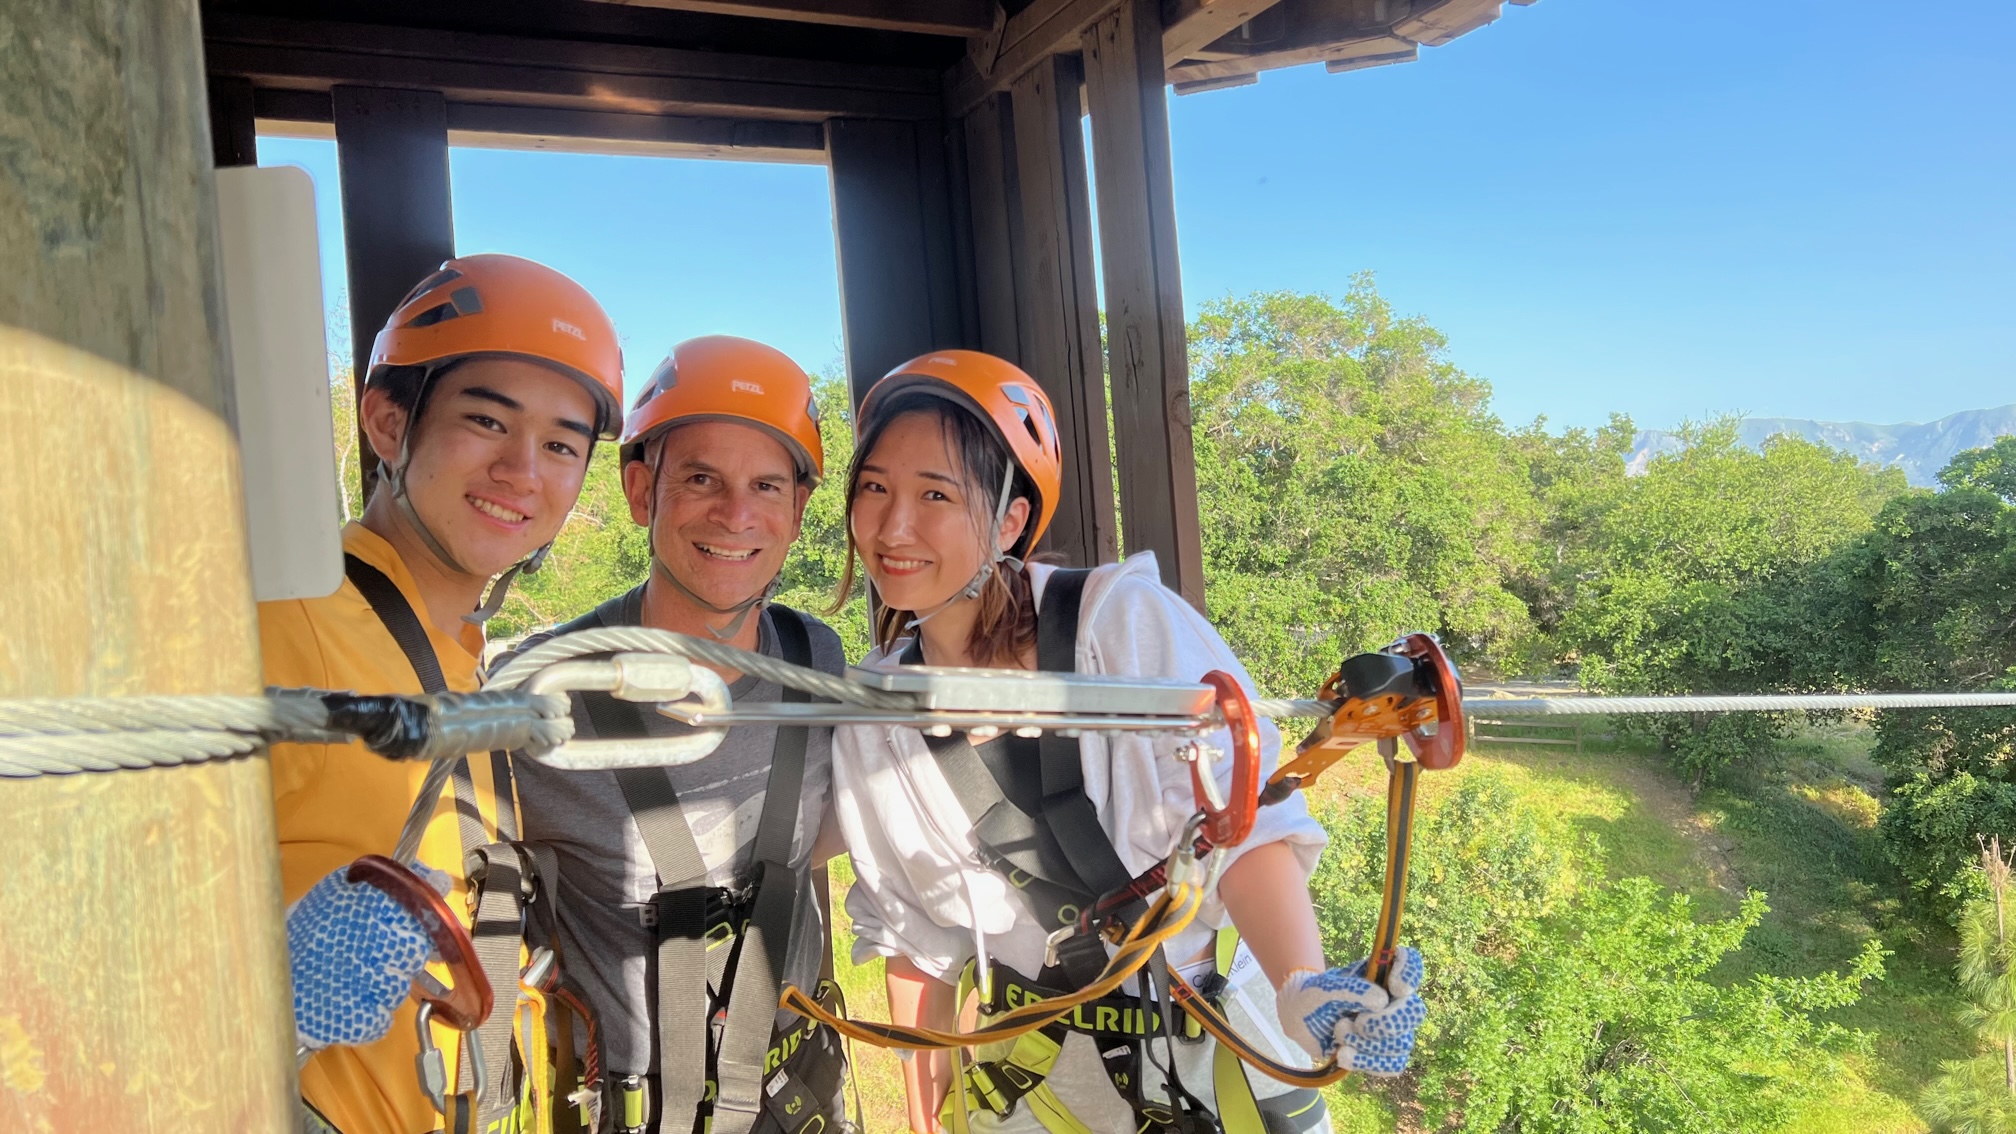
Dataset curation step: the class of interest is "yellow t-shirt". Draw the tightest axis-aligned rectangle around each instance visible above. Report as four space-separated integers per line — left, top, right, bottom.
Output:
261 522 514 1134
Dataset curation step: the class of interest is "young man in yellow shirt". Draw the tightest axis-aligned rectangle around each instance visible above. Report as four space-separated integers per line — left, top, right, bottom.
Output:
261 254 623 1133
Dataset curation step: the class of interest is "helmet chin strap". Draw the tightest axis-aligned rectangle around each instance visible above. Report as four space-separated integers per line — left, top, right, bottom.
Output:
383 373 560 627
906 460 1024 634
643 438 779 641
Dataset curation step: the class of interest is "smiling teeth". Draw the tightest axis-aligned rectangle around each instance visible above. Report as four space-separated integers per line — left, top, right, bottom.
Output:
881 558 927 570
697 544 756 561
469 497 528 523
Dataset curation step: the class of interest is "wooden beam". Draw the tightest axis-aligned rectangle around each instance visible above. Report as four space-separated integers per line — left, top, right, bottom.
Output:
586 0 993 37
1007 56 1118 567
246 89 825 163
0 1 295 1127
1393 0 1504 46
1083 0 1206 606
448 105 825 163
332 86 456 495
205 13 941 123
1160 0 1284 66
1169 30 1412 85
827 118 969 408
207 74 259 166
1165 0 1510 87
946 0 1295 113
960 94 1025 362
948 0 1118 117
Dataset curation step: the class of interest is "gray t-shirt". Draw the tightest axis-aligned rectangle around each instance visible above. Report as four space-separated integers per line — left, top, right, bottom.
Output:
508 595 845 1075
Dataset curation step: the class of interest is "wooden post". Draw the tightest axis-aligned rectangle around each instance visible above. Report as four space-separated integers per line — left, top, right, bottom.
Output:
0 1 296 1128
960 94 1026 363
207 74 259 168
826 117 969 409
1006 55 1118 568
1084 0 1206 608
333 86 455 495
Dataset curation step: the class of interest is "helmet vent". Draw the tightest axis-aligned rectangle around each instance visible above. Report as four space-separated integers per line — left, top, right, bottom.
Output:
403 301 461 329
449 286 484 315
394 267 463 311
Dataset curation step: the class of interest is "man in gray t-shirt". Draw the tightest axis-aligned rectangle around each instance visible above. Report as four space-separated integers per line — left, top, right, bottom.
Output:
506 337 847 1134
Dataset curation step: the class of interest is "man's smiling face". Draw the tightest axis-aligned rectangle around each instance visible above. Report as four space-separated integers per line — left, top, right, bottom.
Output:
624 419 809 613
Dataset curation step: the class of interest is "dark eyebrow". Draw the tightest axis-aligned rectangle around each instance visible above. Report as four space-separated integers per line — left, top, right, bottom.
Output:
860 462 963 488
673 455 793 482
456 385 593 441
456 385 522 413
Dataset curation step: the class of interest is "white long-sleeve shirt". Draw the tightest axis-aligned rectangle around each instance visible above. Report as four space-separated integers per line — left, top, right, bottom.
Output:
833 553 1328 982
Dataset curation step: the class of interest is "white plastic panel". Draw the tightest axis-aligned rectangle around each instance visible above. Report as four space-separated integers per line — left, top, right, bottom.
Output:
215 165 345 602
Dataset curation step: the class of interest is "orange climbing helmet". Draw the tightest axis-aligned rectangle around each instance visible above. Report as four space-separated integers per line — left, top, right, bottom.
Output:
621 335 825 483
368 253 625 438
857 350 1063 552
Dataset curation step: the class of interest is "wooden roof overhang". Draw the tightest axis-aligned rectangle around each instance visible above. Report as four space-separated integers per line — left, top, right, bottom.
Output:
198 0 1533 602
204 0 1532 160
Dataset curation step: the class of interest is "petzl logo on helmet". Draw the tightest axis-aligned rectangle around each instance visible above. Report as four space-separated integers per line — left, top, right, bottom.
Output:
552 318 586 341
732 380 766 395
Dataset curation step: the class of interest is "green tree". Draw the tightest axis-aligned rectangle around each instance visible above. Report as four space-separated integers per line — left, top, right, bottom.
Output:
1187 280 1542 696
1310 773 1883 1132
1924 839 2016 1133
1555 420 1907 783
1815 439 2016 902
775 369 872 660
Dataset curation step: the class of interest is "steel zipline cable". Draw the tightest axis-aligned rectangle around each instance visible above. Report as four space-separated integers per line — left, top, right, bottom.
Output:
1249 691 2016 720
5 622 2016 779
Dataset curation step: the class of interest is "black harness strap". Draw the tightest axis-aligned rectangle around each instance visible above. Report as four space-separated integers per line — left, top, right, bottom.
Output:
1028 569 1134 904
913 569 1133 930
558 589 713 1132
711 606 813 1134
344 554 493 862
343 554 522 1114
576 596 822 1134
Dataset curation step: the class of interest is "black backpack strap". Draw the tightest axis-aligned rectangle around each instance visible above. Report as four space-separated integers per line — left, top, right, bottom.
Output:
714 605 816 1134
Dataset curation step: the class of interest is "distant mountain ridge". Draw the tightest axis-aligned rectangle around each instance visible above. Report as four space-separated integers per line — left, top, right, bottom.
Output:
1629 404 2016 487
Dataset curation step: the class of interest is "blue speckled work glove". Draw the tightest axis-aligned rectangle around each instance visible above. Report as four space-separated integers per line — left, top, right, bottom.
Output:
286 865 443 1051
1275 947 1426 1076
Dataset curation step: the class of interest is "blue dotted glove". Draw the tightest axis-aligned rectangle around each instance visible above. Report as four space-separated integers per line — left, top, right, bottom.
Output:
286 865 439 1051
1274 947 1426 1076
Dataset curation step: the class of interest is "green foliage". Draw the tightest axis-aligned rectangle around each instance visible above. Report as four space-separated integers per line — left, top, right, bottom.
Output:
1804 442 2016 904
1310 773 1883 1132
775 369 872 660
1923 848 2016 1133
1189 281 1542 694
1554 421 1907 784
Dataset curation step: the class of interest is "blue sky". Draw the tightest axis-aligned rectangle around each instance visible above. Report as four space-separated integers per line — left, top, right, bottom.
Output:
260 0 2013 433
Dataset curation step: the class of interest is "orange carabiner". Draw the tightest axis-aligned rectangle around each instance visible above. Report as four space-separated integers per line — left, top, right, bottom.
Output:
1195 671 1261 849
346 855 494 1031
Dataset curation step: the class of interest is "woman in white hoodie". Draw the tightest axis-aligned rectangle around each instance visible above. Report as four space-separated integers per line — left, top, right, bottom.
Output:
829 351 1425 1134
